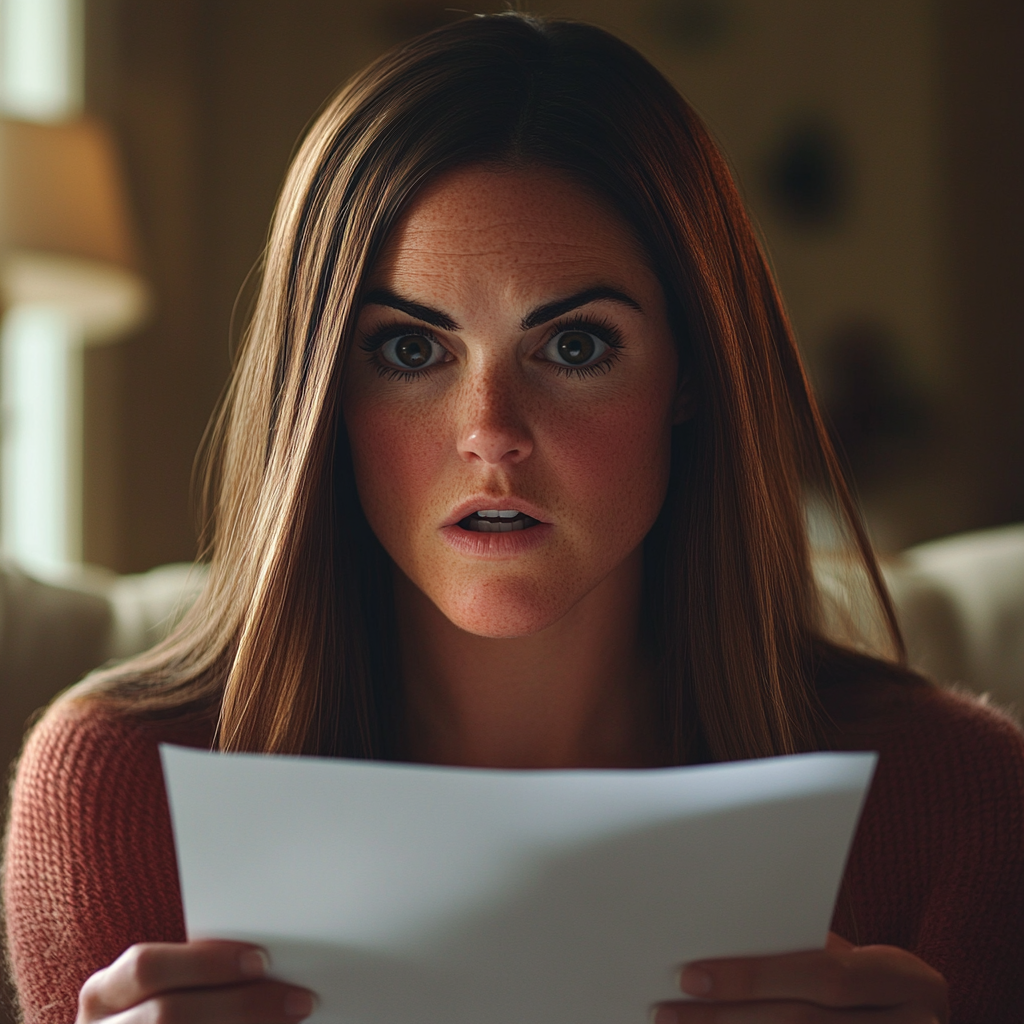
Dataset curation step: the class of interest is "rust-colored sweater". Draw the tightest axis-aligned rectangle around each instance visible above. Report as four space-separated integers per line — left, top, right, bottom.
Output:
4 680 1024 1023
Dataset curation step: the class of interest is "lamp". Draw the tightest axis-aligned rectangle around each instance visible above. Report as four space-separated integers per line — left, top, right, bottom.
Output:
0 115 149 340
0 115 149 569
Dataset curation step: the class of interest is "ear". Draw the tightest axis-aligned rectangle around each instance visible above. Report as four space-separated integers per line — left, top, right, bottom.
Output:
671 373 697 424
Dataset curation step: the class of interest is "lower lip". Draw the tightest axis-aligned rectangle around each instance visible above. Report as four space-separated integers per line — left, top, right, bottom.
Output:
441 522 553 558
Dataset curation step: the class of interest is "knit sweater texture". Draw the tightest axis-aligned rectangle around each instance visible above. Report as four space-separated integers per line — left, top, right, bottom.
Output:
4 679 1024 1022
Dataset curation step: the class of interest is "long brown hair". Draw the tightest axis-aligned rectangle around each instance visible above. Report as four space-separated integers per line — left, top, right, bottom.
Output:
75 13 904 763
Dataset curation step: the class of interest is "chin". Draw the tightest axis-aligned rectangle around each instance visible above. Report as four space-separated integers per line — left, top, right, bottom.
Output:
434 577 577 639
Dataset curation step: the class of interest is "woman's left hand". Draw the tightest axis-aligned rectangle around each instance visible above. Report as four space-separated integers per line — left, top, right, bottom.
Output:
653 932 948 1023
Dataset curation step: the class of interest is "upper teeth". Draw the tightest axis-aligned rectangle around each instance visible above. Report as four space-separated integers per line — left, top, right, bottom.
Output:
476 509 520 519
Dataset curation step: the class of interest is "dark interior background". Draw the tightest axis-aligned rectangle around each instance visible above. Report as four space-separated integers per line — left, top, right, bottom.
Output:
79 0 1023 571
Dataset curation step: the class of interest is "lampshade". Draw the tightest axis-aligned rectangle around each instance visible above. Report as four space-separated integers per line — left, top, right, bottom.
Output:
0 116 149 342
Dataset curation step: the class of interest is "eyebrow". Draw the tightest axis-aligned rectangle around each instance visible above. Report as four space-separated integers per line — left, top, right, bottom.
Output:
520 286 644 330
360 284 644 333
362 288 460 331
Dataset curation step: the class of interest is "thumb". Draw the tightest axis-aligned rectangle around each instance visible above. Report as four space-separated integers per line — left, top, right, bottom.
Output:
826 931 855 953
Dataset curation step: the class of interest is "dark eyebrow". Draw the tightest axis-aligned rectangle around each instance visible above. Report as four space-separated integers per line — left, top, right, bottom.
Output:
361 288 461 331
520 286 643 330
361 284 643 334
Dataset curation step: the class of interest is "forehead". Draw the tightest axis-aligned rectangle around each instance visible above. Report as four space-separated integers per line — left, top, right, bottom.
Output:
371 164 651 288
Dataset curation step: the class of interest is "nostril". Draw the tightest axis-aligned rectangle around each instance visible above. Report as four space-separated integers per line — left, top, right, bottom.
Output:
458 426 532 465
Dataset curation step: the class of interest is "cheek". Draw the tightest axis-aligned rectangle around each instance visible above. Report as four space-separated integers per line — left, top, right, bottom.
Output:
546 387 674 541
344 398 449 534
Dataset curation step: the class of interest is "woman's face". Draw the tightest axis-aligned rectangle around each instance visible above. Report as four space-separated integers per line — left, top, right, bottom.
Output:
342 164 684 638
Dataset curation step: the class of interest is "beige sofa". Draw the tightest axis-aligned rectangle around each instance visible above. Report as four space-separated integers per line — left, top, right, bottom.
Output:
885 523 1024 711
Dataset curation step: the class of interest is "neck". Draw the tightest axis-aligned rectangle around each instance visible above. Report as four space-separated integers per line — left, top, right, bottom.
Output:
396 548 662 770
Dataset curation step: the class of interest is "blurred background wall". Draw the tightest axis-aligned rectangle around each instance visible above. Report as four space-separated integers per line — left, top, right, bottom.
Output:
12 0 1024 568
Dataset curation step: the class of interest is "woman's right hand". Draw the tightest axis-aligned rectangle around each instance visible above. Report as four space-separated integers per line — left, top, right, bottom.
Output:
76 940 316 1023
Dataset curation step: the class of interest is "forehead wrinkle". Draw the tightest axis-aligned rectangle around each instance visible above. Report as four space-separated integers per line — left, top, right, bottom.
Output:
391 238 620 261
389 241 634 270
402 208 574 233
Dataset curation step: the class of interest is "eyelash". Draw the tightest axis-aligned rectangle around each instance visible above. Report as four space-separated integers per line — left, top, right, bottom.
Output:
358 314 625 381
358 323 445 382
544 314 624 378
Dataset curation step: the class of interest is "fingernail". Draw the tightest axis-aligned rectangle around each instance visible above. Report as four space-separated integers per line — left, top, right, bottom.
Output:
239 948 269 977
650 1005 678 1024
284 990 316 1019
679 965 712 996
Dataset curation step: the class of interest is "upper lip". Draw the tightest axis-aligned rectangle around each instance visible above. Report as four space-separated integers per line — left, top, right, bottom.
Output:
443 496 552 528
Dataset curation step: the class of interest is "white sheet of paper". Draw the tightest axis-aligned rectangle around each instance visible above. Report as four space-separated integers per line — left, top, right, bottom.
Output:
161 746 875 1024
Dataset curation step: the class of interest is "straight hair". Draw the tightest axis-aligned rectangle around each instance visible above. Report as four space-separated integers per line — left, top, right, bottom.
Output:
75 13 904 764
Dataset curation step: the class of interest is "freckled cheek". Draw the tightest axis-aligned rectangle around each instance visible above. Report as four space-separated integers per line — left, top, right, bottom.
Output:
344 403 451 539
546 397 672 537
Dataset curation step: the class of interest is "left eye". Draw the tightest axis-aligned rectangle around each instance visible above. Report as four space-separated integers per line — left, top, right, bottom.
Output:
379 333 446 371
542 329 608 367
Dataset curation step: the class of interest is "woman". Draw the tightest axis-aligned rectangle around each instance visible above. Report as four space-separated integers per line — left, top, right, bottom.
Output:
4 13 1021 1023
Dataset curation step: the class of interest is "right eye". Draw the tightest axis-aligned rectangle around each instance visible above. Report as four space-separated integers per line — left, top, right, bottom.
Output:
378 333 447 372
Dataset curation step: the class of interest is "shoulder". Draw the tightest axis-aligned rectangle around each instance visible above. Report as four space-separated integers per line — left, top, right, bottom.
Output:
22 687 207 756
4 696 211 1024
823 662 1024 838
8 692 213 883
903 685 1024 769
11 694 212 832
824 663 1024 779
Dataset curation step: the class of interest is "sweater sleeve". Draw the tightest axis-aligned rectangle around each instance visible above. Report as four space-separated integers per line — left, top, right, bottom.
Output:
3 701 192 1024
832 685 1024 1023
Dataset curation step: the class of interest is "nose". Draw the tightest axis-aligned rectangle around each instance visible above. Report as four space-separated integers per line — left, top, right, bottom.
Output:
455 365 534 466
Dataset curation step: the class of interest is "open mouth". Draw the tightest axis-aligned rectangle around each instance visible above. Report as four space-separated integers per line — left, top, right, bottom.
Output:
458 509 541 533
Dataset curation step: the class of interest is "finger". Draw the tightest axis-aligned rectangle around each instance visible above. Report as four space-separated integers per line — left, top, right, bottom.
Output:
825 931 854 954
656 999 941 1024
103 980 314 1024
80 941 271 1015
676 944 945 1009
